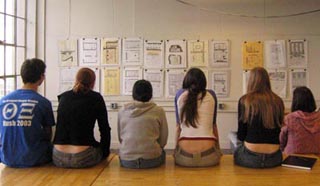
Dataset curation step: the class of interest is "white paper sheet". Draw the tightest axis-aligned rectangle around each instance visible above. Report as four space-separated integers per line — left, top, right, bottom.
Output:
101 67 120 96
58 39 78 67
101 38 121 66
265 40 286 69
289 69 308 96
268 69 287 98
209 70 230 97
122 67 142 95
165 40 187 69
209 40 230 67
287 39 308 68
79 38 100 66
143 69 164 98
187 40 208 67
144 40 164 69
122 38 143 66
165 69 186 98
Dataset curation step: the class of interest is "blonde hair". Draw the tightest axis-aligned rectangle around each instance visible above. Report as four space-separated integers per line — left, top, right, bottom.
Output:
73 68 95 94
241 67 284 129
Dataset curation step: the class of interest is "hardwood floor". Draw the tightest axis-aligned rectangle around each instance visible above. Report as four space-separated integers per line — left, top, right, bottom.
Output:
1 154 319 186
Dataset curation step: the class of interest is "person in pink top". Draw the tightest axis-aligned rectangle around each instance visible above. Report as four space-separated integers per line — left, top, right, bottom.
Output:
280 86 320 154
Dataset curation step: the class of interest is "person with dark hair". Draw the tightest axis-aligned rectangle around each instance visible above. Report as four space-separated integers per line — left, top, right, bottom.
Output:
53 68 111 168
234 67 284 168
280 86 320 154
174 68 222 167
0 58 55 167
118 79 168 168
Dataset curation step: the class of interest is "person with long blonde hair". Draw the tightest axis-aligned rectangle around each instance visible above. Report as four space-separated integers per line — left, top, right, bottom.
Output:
234 67 284 168
53 68 111 168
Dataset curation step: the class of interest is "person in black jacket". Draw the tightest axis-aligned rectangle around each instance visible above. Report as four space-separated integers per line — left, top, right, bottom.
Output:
53 68 111 168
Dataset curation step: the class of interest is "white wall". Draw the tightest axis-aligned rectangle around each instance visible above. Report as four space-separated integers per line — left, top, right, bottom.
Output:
43 0 320 149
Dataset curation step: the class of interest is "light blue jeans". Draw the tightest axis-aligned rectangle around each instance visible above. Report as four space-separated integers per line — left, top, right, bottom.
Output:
234 143 282 168
120 150 166 169
52 146 103 168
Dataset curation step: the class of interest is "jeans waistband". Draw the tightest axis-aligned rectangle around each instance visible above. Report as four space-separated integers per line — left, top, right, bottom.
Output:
178 146 216 158
53 146 94 157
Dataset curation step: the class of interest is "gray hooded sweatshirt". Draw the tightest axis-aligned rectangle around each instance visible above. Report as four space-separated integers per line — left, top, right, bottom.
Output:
118 101 168 160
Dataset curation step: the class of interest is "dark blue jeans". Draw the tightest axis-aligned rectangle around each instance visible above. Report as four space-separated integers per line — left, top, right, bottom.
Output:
234 143 282 168
120 150 166 169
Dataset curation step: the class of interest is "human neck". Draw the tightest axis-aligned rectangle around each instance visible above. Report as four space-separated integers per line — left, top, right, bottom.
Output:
22 83 38 92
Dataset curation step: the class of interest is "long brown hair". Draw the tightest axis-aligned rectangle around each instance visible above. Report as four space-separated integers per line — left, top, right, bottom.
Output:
73 68 95 94
180 68 207 128
241 67 284 129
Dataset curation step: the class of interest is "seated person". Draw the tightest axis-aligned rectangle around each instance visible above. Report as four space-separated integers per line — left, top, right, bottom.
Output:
118 80 168 169
234 67 284 168
0 58 55 167
280 86 320 154
53 68 111 168
174 68 222 167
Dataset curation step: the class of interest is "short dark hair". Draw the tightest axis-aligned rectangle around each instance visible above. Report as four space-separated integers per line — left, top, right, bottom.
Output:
132 80 153 102
291 86 316 113
20 58 46 84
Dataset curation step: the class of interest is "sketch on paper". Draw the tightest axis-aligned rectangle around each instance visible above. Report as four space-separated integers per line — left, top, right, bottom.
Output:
165 40 187 69
79 38 100 66
122 38 143 66
287 40 308 68
101 38 121 66
59 67 100 93
242 70 251 94
165 69 185 98
122 67 142 95
289 69 308 96
144 40 164 69
143 69 164 98
264 40 286 69
187 40 208 67
101 67 120 96
242 41 263 70
210 40 230 67
209 71 230 97
268 70 287 98
58 39 78 67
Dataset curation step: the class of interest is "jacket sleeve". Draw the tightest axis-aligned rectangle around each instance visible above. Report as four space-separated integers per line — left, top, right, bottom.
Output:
96 95 111 158
237 98 247 142
158 108 168 148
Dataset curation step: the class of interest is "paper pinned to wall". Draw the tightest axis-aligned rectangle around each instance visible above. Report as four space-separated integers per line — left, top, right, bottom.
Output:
209 40 230 67
122 67 142 95
187 40 208 67
264 40 286 69
79 38 100 66
101 38 121 66
268 69 287 98
209 70 230 98
289 69 308 96
165 69 186 98
287 39 308 68
242 70 251 94
165 40 187 69
144 40 164 69
242 41 264 70
122 38 143 66
144 69 164 98
58 39 78 67
101 67 120 96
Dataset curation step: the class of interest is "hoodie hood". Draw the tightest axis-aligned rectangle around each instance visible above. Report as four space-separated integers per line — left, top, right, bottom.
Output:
122 101 156 118
288 110 320 134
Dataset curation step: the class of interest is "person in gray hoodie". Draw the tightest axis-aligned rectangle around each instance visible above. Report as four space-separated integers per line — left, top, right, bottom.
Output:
117 80 168 168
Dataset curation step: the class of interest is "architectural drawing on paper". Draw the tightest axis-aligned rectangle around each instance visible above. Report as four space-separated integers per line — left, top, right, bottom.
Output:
268 70 287 98
143 69 164 98
209 71 230 97
165 40 187 68
210 40 230 67
101 67 120 96
122 67 142 95
289 69 308 96
59 67 79 94
165 69 185 98
287 39 308 68
101 38 121 66
58 39 78 67
264 40 286 69
79 38 100 66
144 40 164 69
187 40 208 67
122 38 143 66
242 41 263 70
